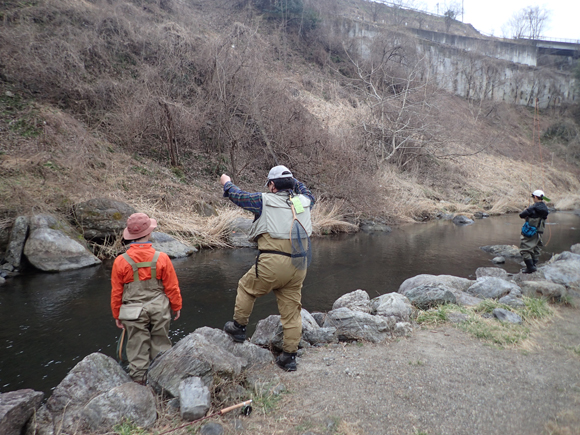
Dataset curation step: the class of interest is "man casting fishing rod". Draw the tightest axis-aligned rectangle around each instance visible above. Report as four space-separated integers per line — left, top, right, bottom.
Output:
220 165 315 371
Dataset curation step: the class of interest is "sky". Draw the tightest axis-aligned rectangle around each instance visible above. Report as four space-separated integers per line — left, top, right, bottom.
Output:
416 0 580 41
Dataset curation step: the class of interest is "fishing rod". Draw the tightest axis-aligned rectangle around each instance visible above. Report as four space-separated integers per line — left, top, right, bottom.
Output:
157 400 253 435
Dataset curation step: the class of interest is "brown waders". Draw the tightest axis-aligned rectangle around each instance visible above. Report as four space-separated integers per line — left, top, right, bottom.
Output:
233 235 306 354
121 252 171 382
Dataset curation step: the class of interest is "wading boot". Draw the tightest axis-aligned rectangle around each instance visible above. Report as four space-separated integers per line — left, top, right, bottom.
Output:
532 256 539 267
276 352 297 372
521 258 537 274
224 320 246 343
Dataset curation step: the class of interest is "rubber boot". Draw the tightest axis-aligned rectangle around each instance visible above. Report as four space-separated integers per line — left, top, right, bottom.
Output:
276 352 297 372
532 256 539 267
224 320 246 343
521 258 537 274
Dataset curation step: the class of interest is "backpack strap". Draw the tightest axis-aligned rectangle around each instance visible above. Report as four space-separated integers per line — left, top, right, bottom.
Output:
122 251 161 282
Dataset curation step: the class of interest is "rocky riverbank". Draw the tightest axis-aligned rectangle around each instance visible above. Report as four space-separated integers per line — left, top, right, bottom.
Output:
2 243 579 435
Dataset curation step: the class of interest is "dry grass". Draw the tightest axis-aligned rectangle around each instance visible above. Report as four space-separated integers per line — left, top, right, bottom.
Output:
311 201 359 235
554 194 580 211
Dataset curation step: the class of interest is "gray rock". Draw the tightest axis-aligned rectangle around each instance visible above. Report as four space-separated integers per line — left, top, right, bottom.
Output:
480 245 521 258
323 307 394 342
45 353 132 434
23 228 101 272
452 215 474 225
71 198 136 240
179 377 211 421
393 322 413 337
518 280 567 300
193 201 218 217
311 312 326 327
0 389 44 435
303 327 338 345
148 333 244 398
250 315 284 350
332 289 372 313
200 422 224 435
475 267 509 280
467 277 521 300
150 232 197 258
473 212 489 219
492 256 506 264
454 292 484 306
541 252 580 289
498 293 525 308
448 312 469 323
359 220 392 232
228 218 257 248
80 382 156 431
493 308 523 324
398 274 474 294
371 293 412 322
403 284 457 309
571 243 580 255
193 327 273 367
4 216 29 270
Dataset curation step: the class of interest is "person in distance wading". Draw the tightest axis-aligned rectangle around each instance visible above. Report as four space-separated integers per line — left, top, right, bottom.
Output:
220 166 315 372
519 190 549 274
111 213 182 384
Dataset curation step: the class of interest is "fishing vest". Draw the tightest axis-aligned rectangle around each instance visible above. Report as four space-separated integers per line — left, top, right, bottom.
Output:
121 251 166 304
248 192 312 242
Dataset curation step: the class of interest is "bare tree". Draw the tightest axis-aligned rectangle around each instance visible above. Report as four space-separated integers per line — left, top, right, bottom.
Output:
443 2 461 32
504 6 550 40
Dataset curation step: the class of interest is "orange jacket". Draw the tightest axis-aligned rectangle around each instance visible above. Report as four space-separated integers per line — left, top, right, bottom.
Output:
111 243 182 319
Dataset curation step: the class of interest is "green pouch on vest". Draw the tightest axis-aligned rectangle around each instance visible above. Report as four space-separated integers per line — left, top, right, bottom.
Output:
116 328 128 363
291 196 305 214
118 303 143 321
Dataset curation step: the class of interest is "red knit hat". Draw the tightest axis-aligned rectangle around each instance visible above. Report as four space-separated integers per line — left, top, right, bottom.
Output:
123 213 157 240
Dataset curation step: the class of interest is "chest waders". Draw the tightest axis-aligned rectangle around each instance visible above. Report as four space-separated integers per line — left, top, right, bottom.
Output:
120 250 172 382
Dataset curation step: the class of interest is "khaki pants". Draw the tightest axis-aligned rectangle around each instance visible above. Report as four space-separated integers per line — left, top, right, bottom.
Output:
234 252 306 353
520 234 543 261
122 297 171 381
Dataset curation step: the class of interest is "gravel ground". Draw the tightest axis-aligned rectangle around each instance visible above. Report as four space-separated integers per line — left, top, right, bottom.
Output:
234 305 580 435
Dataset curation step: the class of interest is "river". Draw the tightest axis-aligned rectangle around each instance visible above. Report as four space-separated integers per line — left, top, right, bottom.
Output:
1 212 579 395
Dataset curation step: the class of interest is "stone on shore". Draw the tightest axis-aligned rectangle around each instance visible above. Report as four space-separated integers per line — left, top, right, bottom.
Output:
540 252 580 290
466 277 521 300
480 245 521 258
402 284 457 309
150 231 197 258
475 267 509 280
371 293 412 322
452 215 474 225
323 307 395 342
79 382 156 431
493 308 523 324
227 218 257 248
0 389 44 435
332 289 372 313
571 243 580 255
179 377 211 421
398 274 474 294
518 280 567 301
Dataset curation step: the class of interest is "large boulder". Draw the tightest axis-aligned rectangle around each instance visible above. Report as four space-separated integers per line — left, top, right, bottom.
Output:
79 382 156 432
147 332 246 398
23 228 101 272
150 232 197 258
402 284 457 309
480 245 521 259
227 218 257 248
0 389 44 435
250 315 284 350
371 293 412 322
466 277 521 300
323 307 395 342
193 327 273 367
541 252 580 290
518 280 567 301
452 215 474 225
71 198 136 240
398 274 474 294
33 353 132 435
332 289 372 313
475 267 509 280
4 216 29 270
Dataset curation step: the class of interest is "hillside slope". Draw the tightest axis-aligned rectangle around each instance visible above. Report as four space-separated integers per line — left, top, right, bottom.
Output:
1 0 579 251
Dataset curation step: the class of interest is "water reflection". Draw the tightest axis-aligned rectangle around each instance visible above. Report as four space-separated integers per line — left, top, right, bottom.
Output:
1 212 579 395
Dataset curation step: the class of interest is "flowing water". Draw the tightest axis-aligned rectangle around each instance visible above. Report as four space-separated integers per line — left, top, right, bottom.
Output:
1 212 579 395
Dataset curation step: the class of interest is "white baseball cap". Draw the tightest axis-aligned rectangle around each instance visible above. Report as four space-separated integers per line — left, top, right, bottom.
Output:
532 189 545 198
265 165 293 186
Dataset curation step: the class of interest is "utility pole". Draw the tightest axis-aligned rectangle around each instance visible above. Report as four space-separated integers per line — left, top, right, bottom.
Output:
436 2 439 14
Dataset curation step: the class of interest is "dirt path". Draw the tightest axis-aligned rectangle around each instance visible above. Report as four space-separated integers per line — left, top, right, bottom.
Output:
236 305 580 435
